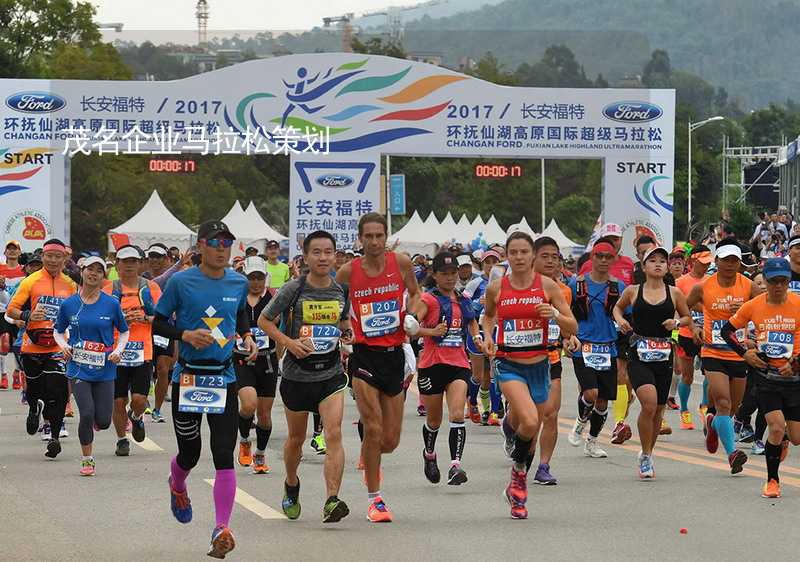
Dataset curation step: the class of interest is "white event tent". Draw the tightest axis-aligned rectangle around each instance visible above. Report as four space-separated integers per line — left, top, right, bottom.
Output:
107 191 194 251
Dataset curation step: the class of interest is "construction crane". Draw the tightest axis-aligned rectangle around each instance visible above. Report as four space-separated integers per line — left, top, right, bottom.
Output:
361 0 447 42
96 22 124 32
322 13 355 53
196 0 210 47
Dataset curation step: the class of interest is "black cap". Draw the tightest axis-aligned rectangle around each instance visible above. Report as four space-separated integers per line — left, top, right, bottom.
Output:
197 220 234 241
433 251 459 272
266 240 279 248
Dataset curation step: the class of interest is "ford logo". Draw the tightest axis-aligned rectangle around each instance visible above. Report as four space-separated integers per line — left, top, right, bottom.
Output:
763 345 784 357
6 91 67 114
365 315 394 329
185 390 220 404
602 101 663 123
585 355 604 366
316 174 354 188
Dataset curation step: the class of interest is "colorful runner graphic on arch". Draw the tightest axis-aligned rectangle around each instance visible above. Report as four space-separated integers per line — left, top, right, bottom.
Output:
223 57 468 152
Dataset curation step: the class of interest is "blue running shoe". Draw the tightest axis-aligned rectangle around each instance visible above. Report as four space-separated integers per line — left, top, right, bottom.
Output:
168 476 192 524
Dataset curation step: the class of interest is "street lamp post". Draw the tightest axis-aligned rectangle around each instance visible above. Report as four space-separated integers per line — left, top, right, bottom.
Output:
688 116 724 230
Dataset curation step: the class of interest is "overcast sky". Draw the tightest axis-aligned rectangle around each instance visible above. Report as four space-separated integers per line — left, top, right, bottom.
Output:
92 0 392 30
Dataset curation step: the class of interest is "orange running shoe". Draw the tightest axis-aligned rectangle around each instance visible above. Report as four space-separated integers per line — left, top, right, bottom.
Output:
659 419 672 435
251 453 270 474
780 439 790 463
680 411 695 430
469 405 481 424
12 371 21 390
208 525 236 559
238 441 253 467
761 479 781 499
367 497 393 523
487 413 501 426
0 374 7 390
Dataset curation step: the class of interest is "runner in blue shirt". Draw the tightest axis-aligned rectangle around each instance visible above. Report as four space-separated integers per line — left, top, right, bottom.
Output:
153 220 256 560
54 257 129 477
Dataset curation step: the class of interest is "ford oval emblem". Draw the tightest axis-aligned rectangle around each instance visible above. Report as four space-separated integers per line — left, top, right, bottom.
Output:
602 101 663 123
6 91 67 114
316 174 354 188
184 390 220 404
365 315 394 329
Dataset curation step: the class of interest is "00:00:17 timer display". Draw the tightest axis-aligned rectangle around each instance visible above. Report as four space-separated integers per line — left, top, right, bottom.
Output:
473 163 523 179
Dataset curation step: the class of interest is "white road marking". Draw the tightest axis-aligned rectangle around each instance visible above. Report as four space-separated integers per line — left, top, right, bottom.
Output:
204 479 286 520
127 434 164 451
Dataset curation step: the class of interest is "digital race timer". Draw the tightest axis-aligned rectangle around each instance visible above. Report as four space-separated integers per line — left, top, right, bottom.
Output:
148 158 197 173
473 163 523 179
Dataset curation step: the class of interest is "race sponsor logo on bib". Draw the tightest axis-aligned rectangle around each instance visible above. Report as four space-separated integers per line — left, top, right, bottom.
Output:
636 338 671 362
582 343 611 371
501 318 543 348
359 299 400 338
548 319 560 344
119 340 145 367
178 373 227 414
759 331 794 360
72 341 106 369
300 324 341 354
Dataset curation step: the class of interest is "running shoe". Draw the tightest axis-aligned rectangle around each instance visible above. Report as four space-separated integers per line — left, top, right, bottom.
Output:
115 438 130 457
417 404 426 416
252 453 270 474
781 438 790 462
533 463 557 485
666 397 679 410
468 404 481 424
310 434 327 455
737 424 755 444
322 496 350 523
168 476 192 524
505 468 528 519
151 409 165 423
80 458 96 477
41 423 51 441
44 438 61 459
207 525 235 559
65 401 74 418
367 496 393 523
729 450 747 474
698 404 708 419
238 440 253 467
487 412 501 426
26 399 43 436
705 413 719 454
751 440 765 455
680 411 695 430
639 454 654 479
11 371 21 390
59 425 68 439
0 373 7 389
584 437 608 458
447 464 468 485
423 450 440 484
659 419 672 435
128 410 145 443
495 407 505 420
610 421 632 444
568 418 587 447
762 479 781 499
282 481 301 520
480 410 490 426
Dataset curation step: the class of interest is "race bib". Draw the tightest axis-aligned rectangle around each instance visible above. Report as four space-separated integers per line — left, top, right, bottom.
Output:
236 327 270 352
153 335 170 349
439 317 463 348
359 299 400 338
72 341 106 369
38 295 64 322
178 373 227 414
548 319 561 344
790 280 800 296
300 324 341 354
711 320 745 347
582 343 611 371
501 319 544 348
759 331 794 360
302 300 341 324
690 310 704 327
119 340 145 367
636 338 672 362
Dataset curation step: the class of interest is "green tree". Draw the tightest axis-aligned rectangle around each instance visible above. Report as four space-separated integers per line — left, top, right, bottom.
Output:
351 36 406 59
45 43 132 80
0 0 100 77
516 45 591 87
468 52 517 85
642 49 671 88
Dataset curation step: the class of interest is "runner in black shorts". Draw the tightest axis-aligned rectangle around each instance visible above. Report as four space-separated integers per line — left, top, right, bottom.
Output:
234 256 279 475
408 252 480 486
260 230 352 523
614 247 692 479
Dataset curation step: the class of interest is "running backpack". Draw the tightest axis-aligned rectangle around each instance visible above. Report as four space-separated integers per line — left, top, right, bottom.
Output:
570 275 620 321
111 278 156 316
428 287 475 345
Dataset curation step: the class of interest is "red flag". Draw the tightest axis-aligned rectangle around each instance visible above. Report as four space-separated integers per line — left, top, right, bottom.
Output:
110 232 130 250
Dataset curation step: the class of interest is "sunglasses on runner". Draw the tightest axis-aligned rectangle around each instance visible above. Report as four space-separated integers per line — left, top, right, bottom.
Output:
203 238 234 248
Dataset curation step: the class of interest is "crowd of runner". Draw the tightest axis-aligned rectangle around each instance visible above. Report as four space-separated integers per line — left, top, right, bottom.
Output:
2 214 800 558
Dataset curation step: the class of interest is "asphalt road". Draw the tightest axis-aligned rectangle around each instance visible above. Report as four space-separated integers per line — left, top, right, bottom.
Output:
1 365 797 562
